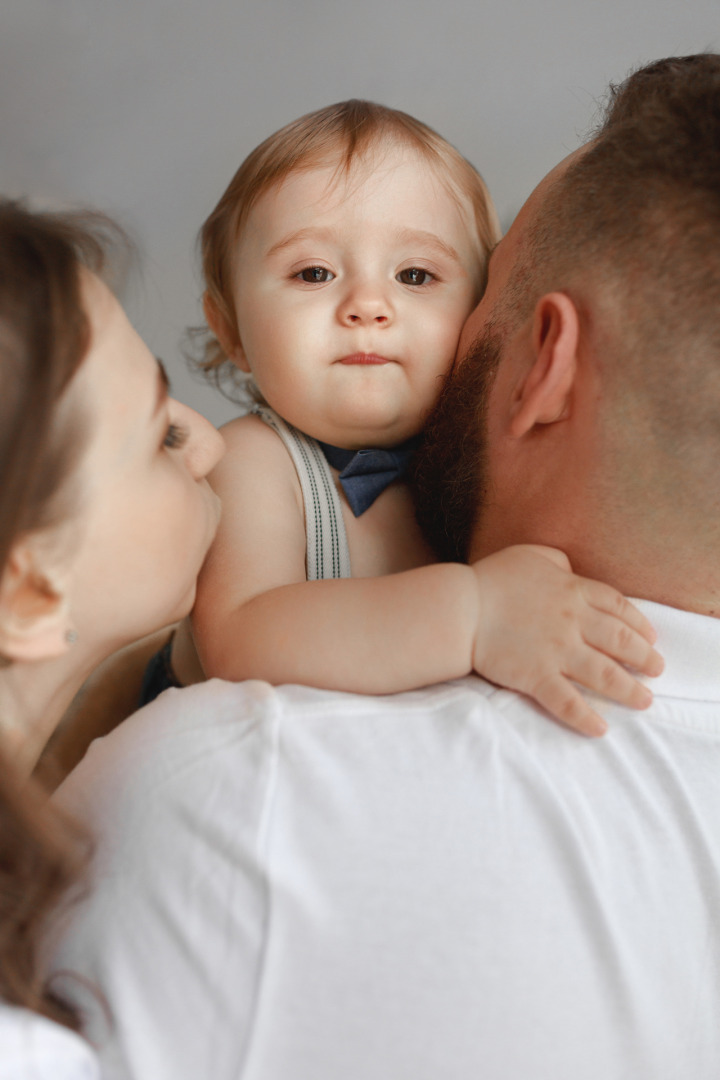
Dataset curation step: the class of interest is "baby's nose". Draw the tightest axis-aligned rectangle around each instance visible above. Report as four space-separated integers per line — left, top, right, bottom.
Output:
338 282 393 326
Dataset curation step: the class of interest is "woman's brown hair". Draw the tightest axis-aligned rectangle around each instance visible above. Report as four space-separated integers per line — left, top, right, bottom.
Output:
0 200 107 1028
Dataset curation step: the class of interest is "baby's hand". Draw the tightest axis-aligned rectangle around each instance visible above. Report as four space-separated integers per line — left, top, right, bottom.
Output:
470 545 664 737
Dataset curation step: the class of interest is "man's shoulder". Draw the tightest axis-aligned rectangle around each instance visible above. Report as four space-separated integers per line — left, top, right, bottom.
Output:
271 675 500 719
264 676 569 784
53 676 514 823
53 679 282 845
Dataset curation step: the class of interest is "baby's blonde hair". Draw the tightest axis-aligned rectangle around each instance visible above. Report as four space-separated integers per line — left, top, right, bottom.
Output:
198 99 500 381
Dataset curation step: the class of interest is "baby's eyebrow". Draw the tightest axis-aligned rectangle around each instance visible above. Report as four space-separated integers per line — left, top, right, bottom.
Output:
392 228 462 264
265 226 463 264
265 227 336 258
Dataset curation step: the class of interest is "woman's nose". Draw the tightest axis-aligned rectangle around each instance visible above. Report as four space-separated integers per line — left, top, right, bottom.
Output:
176 402 225 480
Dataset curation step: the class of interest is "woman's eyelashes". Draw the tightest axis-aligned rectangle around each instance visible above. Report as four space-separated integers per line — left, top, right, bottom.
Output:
163 422 190 450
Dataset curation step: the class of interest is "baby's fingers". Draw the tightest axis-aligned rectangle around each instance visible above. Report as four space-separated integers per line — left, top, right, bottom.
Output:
566 647 654 712
584 612 664 678
530 674 609 738
583 582 658 645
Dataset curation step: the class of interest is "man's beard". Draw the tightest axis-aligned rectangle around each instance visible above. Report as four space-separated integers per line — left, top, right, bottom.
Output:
412 329 503 563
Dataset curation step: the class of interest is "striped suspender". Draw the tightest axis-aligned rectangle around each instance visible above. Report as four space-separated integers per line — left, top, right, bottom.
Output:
251 406 352 581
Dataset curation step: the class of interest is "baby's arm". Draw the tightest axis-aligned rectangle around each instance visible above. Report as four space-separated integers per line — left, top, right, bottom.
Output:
193 417 662 736
192 416 486 692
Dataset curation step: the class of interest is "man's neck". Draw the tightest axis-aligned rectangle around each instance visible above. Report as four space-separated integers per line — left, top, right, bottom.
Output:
570 545 720 619
471 514 720 620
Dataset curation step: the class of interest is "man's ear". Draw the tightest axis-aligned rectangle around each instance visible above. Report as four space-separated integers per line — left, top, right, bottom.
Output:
203 293 250 373
510 292 580 438
0 543 74 661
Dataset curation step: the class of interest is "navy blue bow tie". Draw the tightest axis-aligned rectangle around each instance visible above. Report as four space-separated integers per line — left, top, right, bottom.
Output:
319 437 421 516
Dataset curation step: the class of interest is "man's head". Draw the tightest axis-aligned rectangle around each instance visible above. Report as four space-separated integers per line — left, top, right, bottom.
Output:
414 54 720 614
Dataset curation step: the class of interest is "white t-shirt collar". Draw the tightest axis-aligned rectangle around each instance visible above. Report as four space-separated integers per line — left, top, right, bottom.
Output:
633 599 720 701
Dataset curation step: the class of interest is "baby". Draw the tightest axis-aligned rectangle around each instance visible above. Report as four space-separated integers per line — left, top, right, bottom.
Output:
152 100 662 736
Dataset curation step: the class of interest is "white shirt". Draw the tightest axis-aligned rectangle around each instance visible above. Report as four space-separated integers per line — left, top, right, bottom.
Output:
49 601 720 1080
0 1004 99 1080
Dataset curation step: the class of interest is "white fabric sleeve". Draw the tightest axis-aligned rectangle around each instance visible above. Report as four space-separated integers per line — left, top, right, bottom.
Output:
47 679 280 1080
0 1005 99 1080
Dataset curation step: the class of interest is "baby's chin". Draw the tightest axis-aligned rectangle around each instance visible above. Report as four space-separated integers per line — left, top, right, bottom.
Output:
306 402 425 449
320 418 421 450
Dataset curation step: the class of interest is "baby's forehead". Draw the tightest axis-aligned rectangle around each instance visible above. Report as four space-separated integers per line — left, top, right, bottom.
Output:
244 140 472 235
295 138 455 195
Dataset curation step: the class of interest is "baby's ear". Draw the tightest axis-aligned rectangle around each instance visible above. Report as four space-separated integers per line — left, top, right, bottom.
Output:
202 293 250 373
0 542 75 661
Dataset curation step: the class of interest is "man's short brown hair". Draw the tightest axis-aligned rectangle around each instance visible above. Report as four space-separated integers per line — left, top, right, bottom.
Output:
506 55 720 506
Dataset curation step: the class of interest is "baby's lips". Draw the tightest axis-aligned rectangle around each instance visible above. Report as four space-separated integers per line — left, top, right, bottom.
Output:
336 352 393 365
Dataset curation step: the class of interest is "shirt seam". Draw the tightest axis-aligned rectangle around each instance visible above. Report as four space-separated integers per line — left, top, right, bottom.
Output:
234 694 283 1080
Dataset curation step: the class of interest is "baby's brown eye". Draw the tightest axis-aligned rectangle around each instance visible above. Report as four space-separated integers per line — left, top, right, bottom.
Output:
299 266 334 283
397 267 432 286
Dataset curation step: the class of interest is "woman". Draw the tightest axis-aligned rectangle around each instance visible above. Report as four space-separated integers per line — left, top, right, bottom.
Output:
0 201 224 1077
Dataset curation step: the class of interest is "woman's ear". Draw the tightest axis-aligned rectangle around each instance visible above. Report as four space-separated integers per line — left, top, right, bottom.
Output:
0 542 75 661
203 293 250 373
510 292 580 438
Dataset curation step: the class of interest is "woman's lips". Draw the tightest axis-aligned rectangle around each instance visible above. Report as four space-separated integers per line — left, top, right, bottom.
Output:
337 353 391 365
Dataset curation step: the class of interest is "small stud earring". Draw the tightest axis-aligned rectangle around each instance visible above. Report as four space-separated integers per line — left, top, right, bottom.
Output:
65 628 79 645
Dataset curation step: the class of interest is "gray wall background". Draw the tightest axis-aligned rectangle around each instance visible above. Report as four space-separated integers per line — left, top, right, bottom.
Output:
2 0 719 426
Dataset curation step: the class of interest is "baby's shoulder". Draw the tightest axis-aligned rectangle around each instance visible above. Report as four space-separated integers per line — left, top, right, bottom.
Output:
219 411 288 455
217 413 299 475
212 412 302 505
